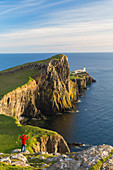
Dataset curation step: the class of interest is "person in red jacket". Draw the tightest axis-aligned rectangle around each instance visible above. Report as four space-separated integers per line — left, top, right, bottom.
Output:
20 134 29 152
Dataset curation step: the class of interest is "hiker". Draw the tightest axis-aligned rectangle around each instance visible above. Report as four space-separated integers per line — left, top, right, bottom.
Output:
20 134 29 152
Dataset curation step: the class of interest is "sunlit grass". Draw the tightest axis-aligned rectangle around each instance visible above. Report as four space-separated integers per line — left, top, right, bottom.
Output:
0 114 56 153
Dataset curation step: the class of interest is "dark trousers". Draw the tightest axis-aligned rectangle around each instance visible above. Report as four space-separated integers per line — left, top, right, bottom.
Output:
21 144 26 152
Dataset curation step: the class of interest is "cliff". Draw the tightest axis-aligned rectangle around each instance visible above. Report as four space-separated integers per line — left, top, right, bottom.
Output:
32 134 70 153
0 54 95 118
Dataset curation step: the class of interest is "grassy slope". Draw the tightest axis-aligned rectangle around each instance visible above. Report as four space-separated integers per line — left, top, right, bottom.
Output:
0 114 56 154
0 54 63 100
70 72 88 80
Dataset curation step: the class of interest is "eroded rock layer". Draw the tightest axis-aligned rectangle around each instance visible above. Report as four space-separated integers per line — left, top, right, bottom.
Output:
32 134 70 154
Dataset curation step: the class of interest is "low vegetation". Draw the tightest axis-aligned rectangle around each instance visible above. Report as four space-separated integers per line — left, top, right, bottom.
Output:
0 114 56 153
70 71 88 80
0 162 32 170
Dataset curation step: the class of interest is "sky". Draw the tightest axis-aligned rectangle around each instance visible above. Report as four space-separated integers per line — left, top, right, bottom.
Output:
0 0 113 53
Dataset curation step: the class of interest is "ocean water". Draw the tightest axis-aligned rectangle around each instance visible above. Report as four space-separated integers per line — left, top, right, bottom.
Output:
1 53 113 151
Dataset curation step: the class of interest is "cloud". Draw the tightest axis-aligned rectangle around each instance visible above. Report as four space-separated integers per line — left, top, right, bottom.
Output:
0 0 113 52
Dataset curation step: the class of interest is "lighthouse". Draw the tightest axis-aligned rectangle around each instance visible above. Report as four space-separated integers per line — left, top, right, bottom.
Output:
83 66 86 72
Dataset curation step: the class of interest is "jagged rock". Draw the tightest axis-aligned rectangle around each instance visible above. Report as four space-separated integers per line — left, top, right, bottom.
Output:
46 159 82 170
11 149 21 153
0 157 11 163
102 155 113 169
46 156 60 163
11 161 29 167
10 153 28 163
46 145 113 170
32 134 70 154
11 149 30 154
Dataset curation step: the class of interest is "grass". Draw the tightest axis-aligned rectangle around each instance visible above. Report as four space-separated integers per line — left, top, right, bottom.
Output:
0 54 64 100
70 75 83 80
70 72 88 80
0 162 32 170
0 70 36 99
0 114 59 169
0 114 57 154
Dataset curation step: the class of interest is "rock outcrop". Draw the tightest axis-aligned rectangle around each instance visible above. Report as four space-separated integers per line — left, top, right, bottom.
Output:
71 72 96 92
32 134 70 154
1 144 113 169
46 144 113 170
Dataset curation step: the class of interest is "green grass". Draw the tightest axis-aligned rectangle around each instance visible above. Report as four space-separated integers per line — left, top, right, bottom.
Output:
0 70 36 99
0 114 57 153
70 75 83 80
70 72 88 80
0 54 64 100
0 162 32 170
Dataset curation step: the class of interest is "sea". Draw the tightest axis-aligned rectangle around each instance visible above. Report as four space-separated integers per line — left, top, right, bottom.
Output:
0 52 113 151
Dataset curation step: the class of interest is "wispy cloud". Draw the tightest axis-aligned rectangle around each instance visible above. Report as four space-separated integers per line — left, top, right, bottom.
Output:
0 0 45 16
0 0 113 52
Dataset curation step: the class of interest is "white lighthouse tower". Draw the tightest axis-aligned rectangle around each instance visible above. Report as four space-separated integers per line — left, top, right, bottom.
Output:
83 66 86 72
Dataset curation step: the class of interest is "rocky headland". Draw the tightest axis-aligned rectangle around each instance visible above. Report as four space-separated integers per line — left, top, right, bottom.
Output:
0 54 96 119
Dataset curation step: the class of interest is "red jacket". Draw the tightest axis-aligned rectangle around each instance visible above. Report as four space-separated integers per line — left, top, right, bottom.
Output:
20 135 29 145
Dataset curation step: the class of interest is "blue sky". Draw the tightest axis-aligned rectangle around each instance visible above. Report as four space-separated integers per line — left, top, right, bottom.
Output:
0 0 113 53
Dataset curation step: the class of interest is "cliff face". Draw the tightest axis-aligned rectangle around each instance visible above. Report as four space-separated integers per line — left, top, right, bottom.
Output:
35 56 78 115
32 134 70 154
74 74 96 91
0 80 37 118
